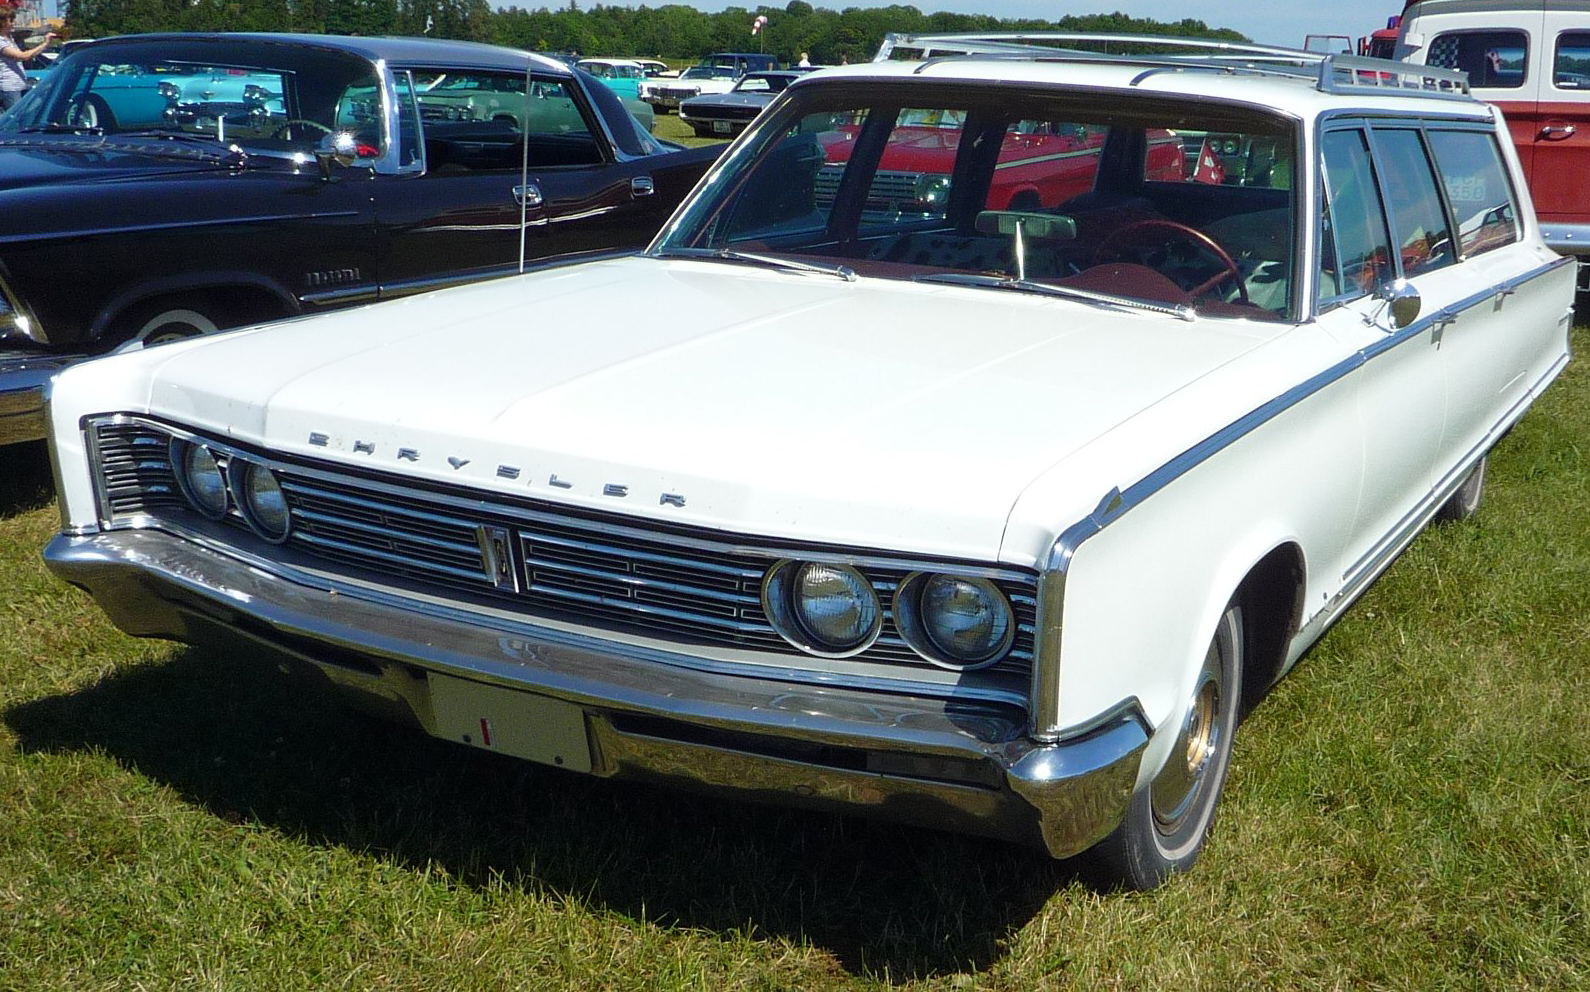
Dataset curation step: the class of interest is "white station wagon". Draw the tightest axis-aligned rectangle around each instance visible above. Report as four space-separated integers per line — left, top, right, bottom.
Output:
42 35 1576 889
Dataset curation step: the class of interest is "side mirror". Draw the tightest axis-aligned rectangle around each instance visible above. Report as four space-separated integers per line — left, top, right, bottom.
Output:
1372 278 1422 330
313 131 361 180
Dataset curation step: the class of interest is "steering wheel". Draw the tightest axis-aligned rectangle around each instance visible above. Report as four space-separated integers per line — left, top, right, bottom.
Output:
269 118 334 141
1093 219 1248 304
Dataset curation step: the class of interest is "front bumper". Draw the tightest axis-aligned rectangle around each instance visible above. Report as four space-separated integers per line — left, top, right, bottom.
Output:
0 351 80 445
44 528 1149 859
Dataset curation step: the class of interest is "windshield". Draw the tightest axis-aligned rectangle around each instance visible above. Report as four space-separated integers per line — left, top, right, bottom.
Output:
682 66 736 81
0 41 386 159
655 85 1298 320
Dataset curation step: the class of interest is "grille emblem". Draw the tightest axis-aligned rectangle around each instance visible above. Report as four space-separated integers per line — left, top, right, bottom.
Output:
476 524 518 592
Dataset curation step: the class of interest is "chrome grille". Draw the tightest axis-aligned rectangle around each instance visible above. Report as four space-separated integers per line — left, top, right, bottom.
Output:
814 166 947 214
92 423 182 517
89 419 1038 683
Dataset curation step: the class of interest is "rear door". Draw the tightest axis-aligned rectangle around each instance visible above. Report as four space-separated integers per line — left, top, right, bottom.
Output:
1532 13 1590 229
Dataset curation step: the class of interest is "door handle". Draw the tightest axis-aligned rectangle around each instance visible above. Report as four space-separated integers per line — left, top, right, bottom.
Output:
513 181 543 208
1540 123 1577 140
630 175 655 198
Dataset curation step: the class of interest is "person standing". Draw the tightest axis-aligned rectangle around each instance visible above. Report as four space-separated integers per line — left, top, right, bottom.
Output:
798 52 811 68
0 10 55 112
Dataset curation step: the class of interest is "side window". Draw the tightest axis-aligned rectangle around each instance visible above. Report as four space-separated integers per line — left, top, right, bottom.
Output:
1373 128 1456 277
334 81 385 159
1554 32 1590 90
988 120 1103 210
1152 131 1293 189
393 71 423 169
412 71 601 172
1319 128 1394 302
1425 130 1520 257
1427 30 1528 89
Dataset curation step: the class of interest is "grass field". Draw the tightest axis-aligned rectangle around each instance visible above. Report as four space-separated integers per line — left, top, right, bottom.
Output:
2 327 1588 990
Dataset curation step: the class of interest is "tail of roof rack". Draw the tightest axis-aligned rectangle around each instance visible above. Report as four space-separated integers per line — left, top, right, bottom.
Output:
873 32 1473 101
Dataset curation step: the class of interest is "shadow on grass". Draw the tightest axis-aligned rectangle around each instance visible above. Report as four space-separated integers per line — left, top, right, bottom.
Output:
0 441 54 516
5 645 1088 979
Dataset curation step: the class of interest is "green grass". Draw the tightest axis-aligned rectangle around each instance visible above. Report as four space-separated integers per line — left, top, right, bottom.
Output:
651 110 729 150
2 328 1589 989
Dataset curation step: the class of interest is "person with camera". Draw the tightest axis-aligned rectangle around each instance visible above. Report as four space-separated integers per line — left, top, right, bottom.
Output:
0 9 56 112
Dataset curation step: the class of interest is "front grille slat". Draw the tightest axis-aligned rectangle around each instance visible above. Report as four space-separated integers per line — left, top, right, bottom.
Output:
91 420 1039 688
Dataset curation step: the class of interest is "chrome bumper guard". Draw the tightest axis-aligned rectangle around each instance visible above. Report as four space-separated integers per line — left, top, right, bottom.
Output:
1541 224 1590 291
0 351 78 445
44 528 1149 859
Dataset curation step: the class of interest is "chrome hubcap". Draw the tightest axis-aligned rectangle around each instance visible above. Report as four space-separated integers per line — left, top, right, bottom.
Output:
1152 642 1224 834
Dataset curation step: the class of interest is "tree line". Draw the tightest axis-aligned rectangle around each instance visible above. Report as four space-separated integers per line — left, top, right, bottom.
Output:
60 2 1247 67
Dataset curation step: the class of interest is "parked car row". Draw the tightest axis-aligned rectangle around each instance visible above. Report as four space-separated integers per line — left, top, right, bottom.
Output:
33 32 1575 892
0 33 722 446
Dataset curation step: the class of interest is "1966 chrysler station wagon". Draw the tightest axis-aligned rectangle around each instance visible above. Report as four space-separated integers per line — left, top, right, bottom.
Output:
42 35 1576 889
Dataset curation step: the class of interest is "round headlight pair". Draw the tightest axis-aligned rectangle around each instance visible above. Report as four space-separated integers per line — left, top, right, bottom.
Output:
762 561 882 657
169 439 290 542
895 573 1014 669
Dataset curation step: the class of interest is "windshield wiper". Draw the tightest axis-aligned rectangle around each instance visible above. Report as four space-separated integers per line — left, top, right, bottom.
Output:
913 272 1195 322
113 130 249 162
652 246 857 283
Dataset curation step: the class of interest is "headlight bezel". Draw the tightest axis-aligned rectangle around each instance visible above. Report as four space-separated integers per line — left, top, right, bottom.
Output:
894 571 1015 670
169 437 230 520
230 457 291 543
761 559 883 658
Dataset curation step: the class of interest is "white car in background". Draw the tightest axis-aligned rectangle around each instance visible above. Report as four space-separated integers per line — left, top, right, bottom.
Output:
44 34 1575 890
638 63 737 112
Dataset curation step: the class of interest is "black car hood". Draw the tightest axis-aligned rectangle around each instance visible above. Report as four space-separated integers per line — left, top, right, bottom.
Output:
0 136 243 190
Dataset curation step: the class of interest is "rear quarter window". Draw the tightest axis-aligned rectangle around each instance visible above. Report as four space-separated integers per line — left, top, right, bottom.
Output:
1425 129 1520 257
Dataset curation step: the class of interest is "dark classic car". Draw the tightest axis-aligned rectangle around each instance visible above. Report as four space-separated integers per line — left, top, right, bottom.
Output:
0 33 721 445
678 70 808 137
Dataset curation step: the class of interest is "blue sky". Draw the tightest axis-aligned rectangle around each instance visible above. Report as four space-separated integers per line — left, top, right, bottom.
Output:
667 1 1404 49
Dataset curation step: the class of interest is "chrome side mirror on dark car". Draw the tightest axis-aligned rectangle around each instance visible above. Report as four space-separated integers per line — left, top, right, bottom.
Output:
313 131 361 180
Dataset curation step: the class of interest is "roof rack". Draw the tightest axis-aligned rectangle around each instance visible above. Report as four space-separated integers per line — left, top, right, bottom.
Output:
873 32 1473 101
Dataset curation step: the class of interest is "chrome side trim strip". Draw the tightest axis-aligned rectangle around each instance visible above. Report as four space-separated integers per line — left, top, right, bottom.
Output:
1031 254 1573 741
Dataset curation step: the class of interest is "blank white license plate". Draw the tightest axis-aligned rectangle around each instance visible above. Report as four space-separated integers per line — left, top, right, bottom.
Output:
428 674 592 773
712 119 733 134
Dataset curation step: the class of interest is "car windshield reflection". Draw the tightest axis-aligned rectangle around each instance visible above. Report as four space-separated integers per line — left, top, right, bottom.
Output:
656 90 1298 320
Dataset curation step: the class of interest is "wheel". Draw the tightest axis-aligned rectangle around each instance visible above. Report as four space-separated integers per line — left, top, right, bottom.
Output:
70 94 115 131
1089 602 1242 890
1093 218 1248 303
1434 455 1486 524
112 306 219 353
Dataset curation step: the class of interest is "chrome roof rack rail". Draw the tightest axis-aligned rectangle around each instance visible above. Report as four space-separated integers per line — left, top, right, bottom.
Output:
873 32 1475 101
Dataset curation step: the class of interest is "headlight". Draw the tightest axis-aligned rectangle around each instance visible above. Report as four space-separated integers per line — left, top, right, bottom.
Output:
170 439 229 519
233 459 290 542
896 573 1013 668
762 560 881 656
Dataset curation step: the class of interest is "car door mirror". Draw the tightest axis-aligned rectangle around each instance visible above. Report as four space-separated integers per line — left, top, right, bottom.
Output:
1372 278 1422 330
313 131 361 180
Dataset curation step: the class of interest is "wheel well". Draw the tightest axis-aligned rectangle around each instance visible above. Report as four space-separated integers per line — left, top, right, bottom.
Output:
1233 543 1305 719
103 286 291 351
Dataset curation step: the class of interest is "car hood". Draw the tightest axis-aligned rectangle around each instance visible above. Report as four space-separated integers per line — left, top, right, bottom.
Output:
136 257 1273 561
686 92 773 108
0 137 236 189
